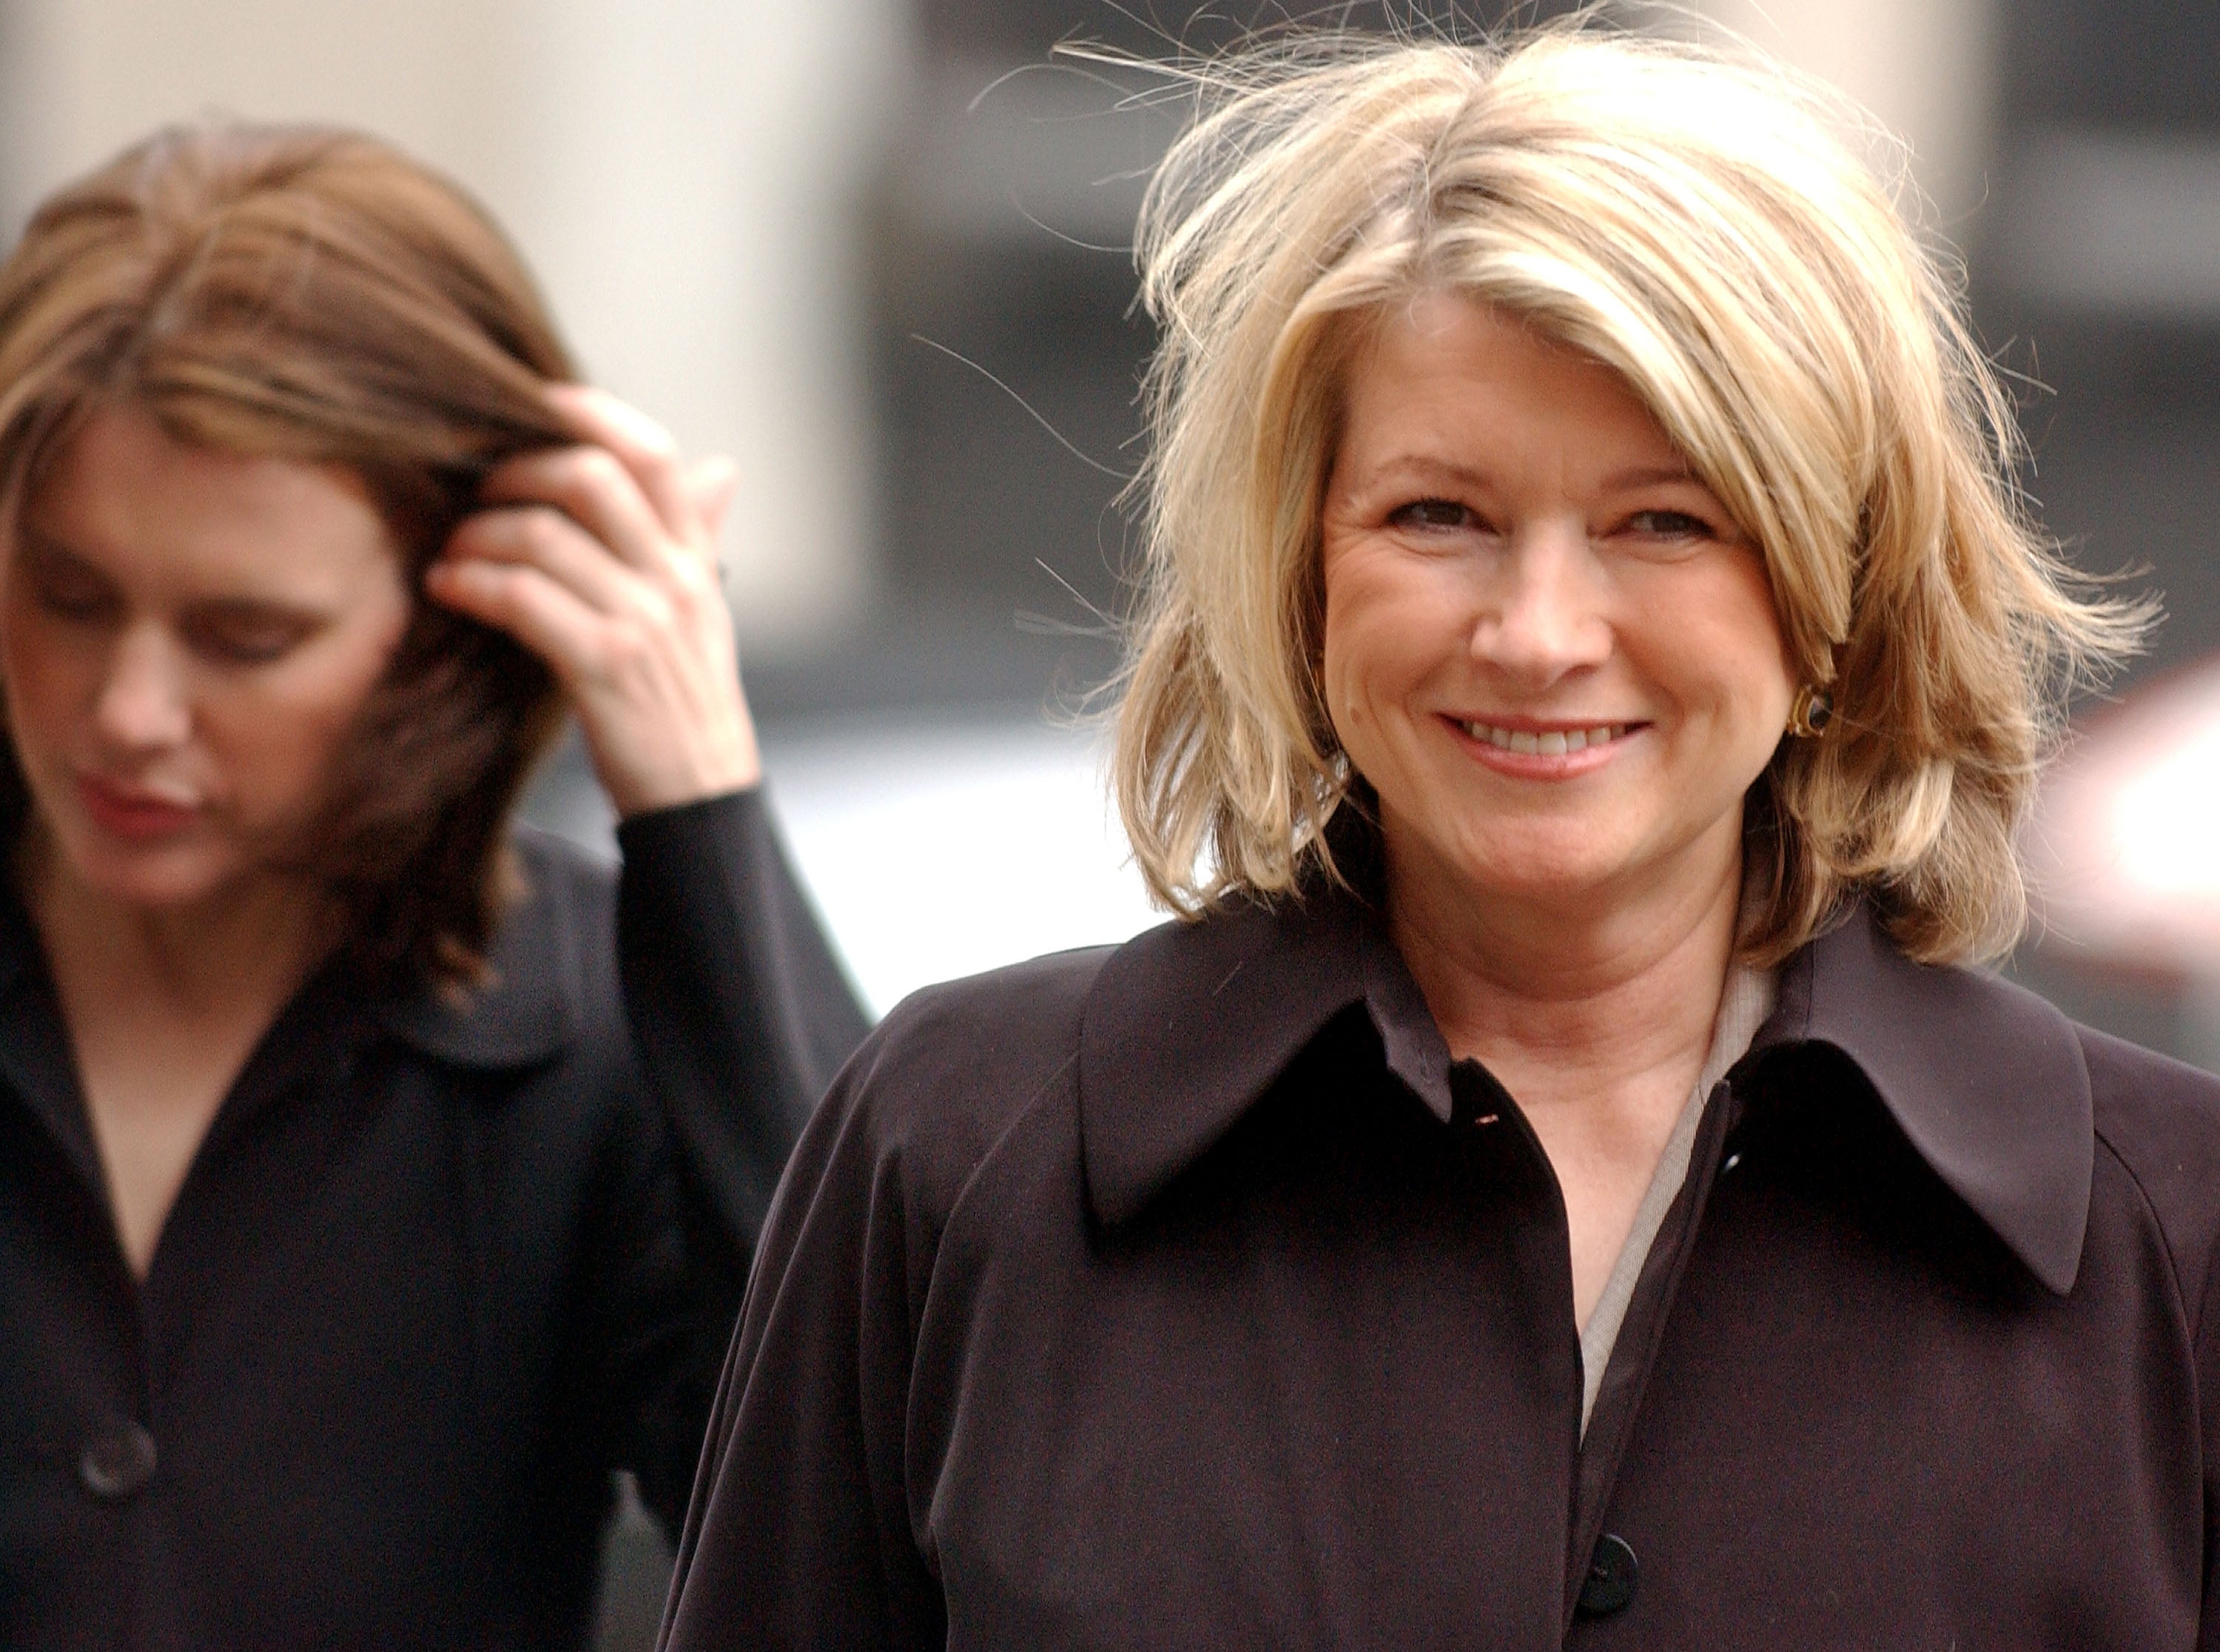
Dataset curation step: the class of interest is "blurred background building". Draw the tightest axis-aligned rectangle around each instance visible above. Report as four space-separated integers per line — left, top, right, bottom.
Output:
3 0 2216 1642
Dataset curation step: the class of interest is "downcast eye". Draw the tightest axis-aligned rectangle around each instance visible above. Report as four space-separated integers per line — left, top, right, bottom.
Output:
183 604 317 665
20 539 119 623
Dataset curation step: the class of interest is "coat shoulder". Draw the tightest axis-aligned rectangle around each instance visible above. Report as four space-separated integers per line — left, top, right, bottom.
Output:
509 825 620 948
827 943 1120 1215
2082 1022 2220 1315
508 826 627 1028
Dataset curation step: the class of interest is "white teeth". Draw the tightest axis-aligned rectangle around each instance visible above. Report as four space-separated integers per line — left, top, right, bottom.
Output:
1461 721 1626 753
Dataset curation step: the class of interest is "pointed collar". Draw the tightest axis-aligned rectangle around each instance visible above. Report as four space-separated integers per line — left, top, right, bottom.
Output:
1077 882 2093 1295
1751 906 2092 1294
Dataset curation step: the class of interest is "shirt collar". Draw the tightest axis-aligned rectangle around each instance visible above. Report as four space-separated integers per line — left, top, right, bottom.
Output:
1077 872 2093 1295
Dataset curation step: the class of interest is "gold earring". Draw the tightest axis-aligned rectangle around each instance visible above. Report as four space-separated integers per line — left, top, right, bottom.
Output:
1786 685 1834 739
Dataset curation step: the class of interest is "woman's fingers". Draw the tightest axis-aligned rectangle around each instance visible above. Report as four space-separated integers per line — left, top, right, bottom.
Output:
428 542 760 813
479 444 674 573
545 382 699 544
478 391 739 584
443 501 642 616
686 455 742 542
422 556 613 682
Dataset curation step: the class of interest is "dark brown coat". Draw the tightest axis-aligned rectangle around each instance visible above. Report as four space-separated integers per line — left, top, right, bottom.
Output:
661 868 2220 1651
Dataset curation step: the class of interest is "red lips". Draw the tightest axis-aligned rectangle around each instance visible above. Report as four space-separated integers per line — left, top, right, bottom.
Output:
75 775 198 840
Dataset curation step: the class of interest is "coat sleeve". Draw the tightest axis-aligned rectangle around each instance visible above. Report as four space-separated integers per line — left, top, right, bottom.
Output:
2199 1230 2220 1649
610 786 873 1532
655 1025 948 1652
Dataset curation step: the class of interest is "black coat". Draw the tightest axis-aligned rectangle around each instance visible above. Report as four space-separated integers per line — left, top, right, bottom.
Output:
0 789 867 1651
660 870 2220 1651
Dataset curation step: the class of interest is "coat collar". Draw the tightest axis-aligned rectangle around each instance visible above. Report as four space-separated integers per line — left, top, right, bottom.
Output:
1750 905 2092 1293
0 849 580 1077
1076 879 2093 1295
374 849 582 1071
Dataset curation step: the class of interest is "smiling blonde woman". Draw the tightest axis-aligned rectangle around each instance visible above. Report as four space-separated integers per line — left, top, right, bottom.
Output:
661 27 2216 1652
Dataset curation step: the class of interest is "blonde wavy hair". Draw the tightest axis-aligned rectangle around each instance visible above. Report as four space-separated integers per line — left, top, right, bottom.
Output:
1111 25 2145 965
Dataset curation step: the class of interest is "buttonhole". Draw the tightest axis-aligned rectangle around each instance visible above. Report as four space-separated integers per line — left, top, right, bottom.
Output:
1473 1113 1499 1127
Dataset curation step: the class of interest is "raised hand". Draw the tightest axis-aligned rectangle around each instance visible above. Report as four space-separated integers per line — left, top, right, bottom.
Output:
426 384 763 817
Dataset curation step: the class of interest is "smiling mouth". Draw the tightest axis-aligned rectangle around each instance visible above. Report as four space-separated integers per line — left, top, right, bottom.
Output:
1455 719 1630 757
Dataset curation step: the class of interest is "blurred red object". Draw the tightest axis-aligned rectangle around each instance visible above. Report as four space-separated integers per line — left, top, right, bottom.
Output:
2030 655 2220 978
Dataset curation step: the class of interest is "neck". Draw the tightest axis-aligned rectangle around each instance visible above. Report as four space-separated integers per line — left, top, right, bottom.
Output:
1384 827 1745 1116
17 827 338 1021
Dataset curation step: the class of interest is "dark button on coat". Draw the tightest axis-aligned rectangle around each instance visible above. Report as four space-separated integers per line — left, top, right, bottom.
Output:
0 790 867 1651
660 876 2220 1651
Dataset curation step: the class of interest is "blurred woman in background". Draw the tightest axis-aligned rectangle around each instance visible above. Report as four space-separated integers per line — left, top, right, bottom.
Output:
0 124 864 1649
657 24 2220 1651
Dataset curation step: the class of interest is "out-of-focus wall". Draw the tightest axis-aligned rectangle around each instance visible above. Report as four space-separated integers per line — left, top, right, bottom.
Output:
1693 0 2000 229
0 0 900 658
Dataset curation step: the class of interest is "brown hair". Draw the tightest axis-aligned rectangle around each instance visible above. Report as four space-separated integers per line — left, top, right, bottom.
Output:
0 122 578 987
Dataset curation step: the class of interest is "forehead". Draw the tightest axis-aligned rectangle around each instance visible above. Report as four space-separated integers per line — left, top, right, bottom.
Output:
23 403 399 598
1336 295 1683 468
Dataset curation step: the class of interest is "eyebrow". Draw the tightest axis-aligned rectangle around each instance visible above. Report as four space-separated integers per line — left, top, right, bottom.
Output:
1597 463 1701 490
12 528 117 584
1345 456 1496 493
1345 456 1705 494
185 596 326 625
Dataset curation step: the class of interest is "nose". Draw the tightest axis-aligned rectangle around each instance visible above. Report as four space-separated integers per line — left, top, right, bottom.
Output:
94 625 192 753
1469 519 1612 686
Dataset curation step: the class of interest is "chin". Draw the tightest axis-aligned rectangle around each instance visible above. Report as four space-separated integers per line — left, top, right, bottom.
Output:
44 820 243 912
78 859 235 911
1449 824 1634 900
1467 862 1627 911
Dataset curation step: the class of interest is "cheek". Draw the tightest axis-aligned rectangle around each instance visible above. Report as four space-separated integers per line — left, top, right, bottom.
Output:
1319 565 1386 752
0 595 94 762
1720 579 1796 726
1320 541 1453 742
1318 587 1364 741
1649 562 1795 744
206 609 413 816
